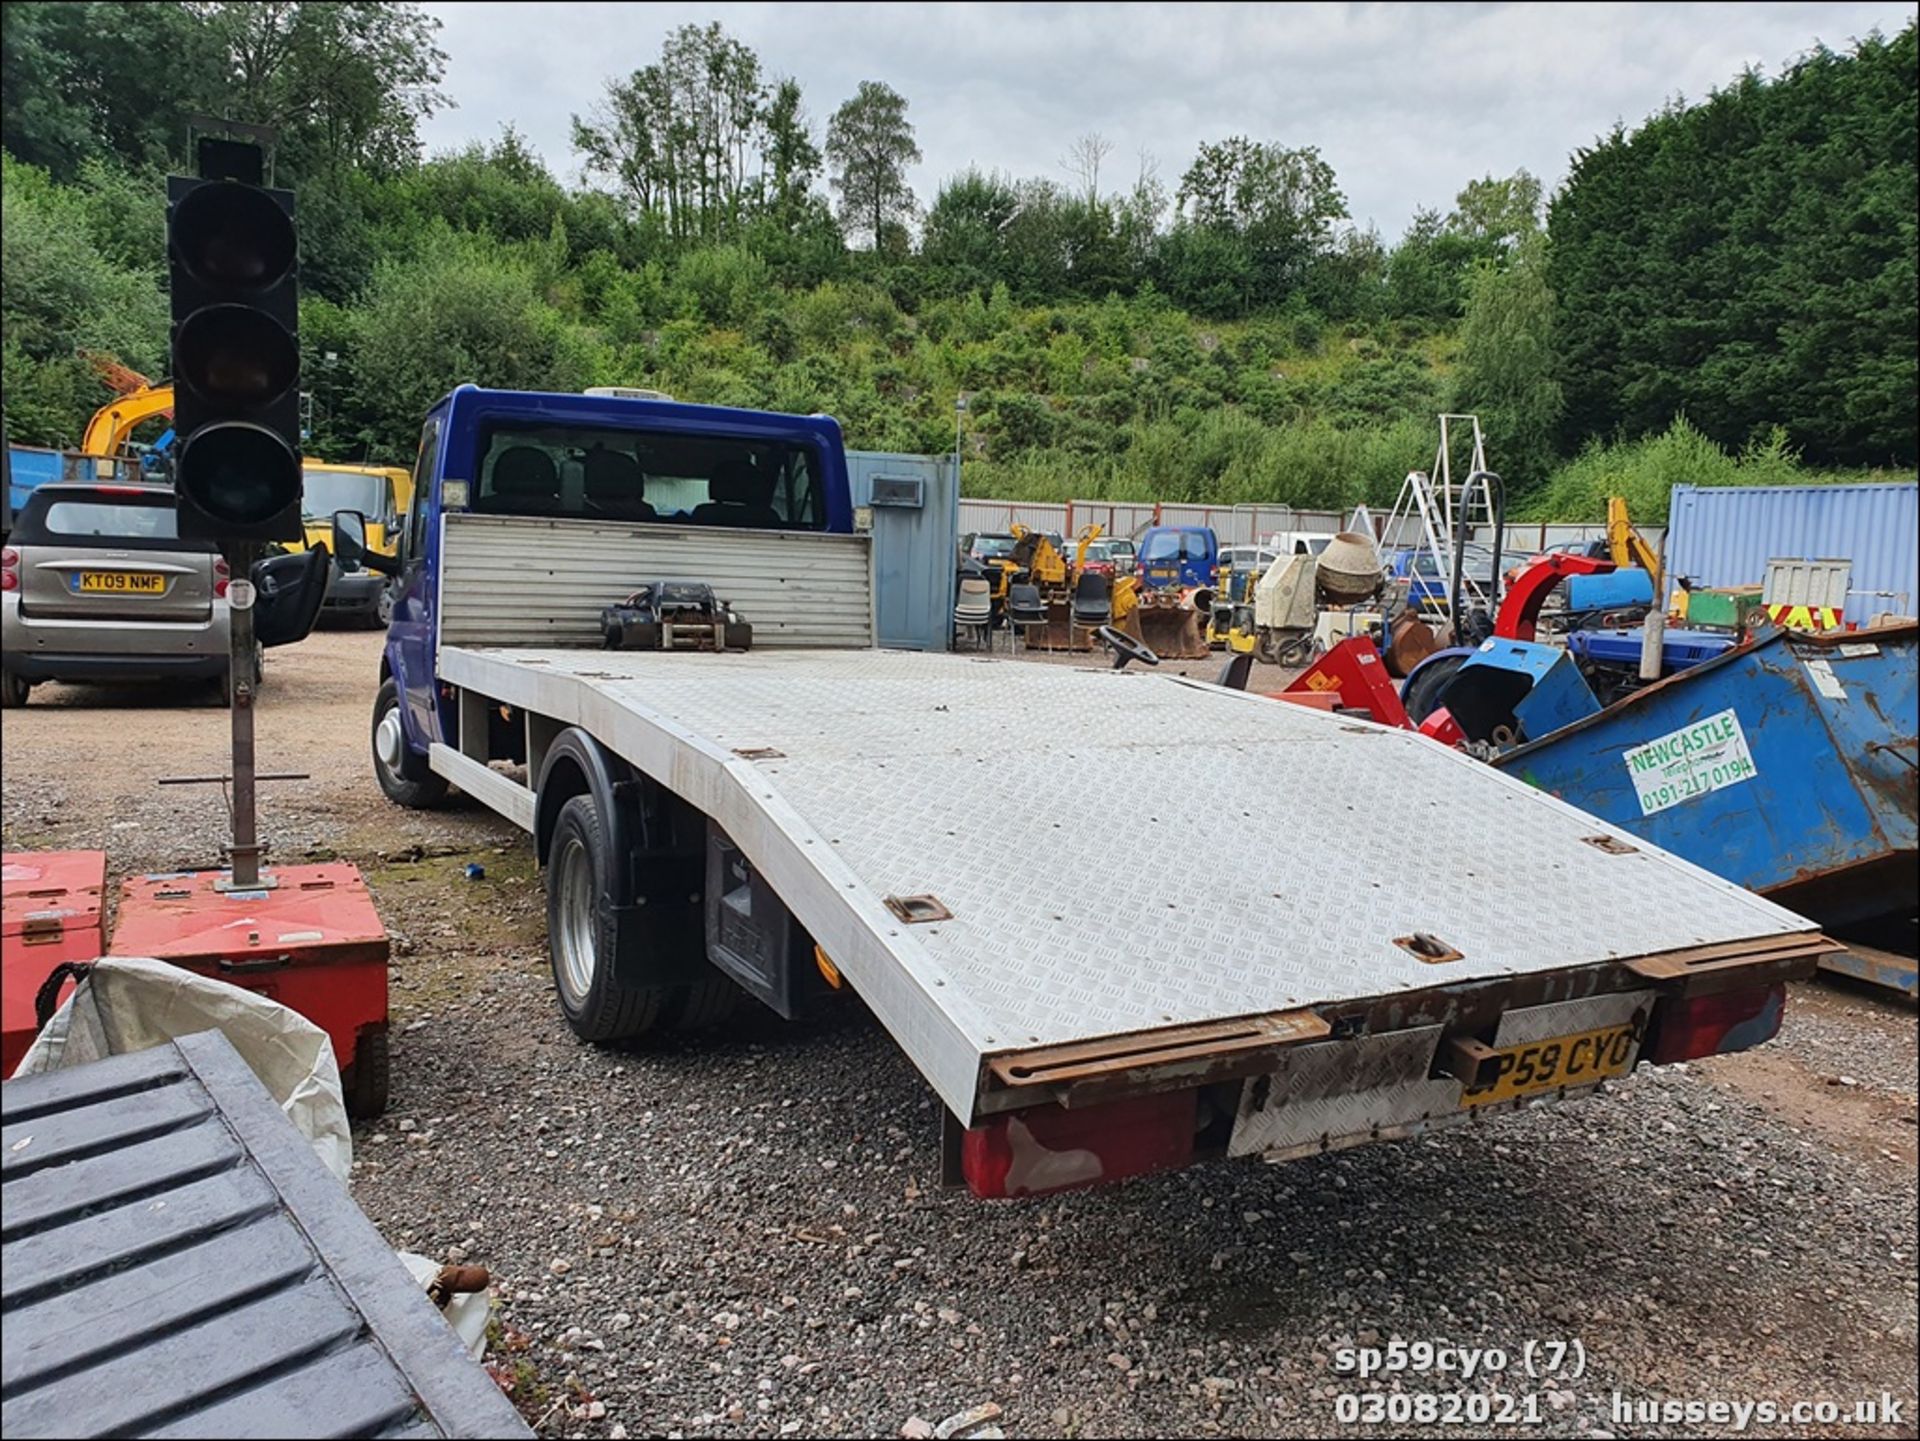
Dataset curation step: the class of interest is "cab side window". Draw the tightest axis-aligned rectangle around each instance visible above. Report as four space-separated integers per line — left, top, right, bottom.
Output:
405 418 440 566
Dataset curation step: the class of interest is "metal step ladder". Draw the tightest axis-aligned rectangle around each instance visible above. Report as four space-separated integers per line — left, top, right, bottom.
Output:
1381 414 1500 626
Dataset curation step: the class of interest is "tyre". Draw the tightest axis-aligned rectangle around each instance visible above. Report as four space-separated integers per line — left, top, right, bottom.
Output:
1401 652 1467 726
370 584 395 629
666 972 738 1031
546 793 671 1041
0 670 30 708
342 1026 390 1118
372 676 449 808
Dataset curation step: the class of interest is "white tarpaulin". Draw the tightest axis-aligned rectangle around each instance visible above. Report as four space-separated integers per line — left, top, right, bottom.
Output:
15 955 353 1183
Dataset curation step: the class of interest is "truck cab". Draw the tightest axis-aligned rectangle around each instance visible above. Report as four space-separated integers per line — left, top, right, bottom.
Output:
1135 525 1218 589
371 386 851 781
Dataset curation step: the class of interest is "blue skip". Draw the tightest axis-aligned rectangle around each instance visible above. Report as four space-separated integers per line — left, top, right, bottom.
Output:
1496 623 1918 980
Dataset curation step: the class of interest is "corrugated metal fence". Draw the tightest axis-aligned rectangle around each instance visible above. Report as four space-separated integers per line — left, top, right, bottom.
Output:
959 498 1664 558
1666 482 1918 620
958 500 1353 544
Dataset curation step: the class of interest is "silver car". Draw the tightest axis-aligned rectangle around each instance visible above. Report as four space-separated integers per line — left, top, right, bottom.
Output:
2 482 241 706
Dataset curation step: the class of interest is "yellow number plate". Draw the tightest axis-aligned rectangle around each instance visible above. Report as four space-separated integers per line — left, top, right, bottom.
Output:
77 572 164 594
1461 1023 1638 1107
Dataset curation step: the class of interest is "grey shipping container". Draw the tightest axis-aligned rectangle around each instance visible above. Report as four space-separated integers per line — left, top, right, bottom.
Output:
848 450 959 651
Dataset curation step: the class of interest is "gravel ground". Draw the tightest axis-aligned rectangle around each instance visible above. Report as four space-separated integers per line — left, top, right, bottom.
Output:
3 629 1915 1439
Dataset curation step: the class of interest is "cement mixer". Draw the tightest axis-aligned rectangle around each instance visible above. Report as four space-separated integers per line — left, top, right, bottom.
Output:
1252 531 1385 666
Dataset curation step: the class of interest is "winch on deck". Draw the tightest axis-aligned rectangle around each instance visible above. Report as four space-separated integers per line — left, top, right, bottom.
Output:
602 581 752 652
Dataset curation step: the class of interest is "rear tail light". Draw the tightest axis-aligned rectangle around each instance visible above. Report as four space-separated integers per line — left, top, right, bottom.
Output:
1 547 17 592
214 555 230 597
959 1091 1195 1199
1644 983 1785 1064
215 580 230 598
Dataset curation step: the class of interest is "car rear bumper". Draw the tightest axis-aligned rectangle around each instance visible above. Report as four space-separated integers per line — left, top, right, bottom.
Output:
3 651 229 684
3 596 230 680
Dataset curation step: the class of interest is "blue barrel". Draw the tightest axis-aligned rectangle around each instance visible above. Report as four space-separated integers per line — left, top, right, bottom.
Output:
1496 623 1917 930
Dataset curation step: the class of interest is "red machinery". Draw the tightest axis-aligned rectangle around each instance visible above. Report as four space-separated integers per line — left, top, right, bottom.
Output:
1493 552 1614 642
109 863 392 1116
2 850 107 1076
1276 553 1622 735
1278 637 1410 728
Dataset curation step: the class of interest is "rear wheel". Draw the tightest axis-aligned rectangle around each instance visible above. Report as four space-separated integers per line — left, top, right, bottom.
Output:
0 670 30 708
547 794 671 1040
372 676 449 808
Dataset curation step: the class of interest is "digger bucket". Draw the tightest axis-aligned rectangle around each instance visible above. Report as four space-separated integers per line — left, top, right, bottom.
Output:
1134 598 1209 659
1038 598 1094 651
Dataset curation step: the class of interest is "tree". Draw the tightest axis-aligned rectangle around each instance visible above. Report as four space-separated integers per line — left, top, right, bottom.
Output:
1173 137 1348 307
573 22 765 241
1452 232 1563 489
2 2 231 178
1063 131 1113 201
761 77 821 224
921 167 1021 290
201 1 449 176
350 226 593 453
1447 169 1543 255
1551 23 1917 466
825 80 920 247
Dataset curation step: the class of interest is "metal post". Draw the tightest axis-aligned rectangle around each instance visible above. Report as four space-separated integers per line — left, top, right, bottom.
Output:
1639 529 1668 683
223 541 267 888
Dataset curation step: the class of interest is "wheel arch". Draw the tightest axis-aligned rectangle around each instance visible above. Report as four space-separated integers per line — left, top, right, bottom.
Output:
535 728 636 883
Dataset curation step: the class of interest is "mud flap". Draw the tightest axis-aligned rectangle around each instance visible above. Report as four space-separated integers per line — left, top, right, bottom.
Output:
703 821 825 1018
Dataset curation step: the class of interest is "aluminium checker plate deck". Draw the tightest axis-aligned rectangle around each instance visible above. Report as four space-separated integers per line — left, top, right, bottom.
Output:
439 645 1813 1120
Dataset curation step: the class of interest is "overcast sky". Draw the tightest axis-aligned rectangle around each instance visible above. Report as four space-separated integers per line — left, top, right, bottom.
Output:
418 1 1915 240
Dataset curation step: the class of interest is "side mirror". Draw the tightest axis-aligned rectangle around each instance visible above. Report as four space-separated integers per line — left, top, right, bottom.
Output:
250 546 330 649
332 509 398 576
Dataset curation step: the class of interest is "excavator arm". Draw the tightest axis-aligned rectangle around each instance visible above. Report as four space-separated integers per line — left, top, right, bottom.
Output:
80 382 174 458
1606 495 1660 578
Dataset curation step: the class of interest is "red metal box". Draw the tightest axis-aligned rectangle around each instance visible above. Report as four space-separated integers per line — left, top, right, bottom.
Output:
109 863 391 1116
3 850 108 1077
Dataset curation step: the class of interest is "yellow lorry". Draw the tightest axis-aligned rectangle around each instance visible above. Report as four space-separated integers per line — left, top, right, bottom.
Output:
292 461 413 626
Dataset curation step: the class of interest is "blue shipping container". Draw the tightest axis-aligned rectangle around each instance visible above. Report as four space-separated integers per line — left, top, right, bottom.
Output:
1496 622 1918 931
1666 481 1918 621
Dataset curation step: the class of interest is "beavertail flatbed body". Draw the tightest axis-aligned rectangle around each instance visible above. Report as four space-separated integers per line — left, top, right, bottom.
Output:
437 642 1815 1122
370 388 1832 1194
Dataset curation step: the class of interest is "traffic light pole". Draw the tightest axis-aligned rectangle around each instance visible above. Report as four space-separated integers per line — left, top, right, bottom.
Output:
224 540 268 890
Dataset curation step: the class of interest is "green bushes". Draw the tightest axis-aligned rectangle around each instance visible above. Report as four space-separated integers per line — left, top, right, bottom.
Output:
1513 418 1835 523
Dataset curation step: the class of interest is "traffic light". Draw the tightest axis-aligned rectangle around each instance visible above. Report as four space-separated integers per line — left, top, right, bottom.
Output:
167 150 301 542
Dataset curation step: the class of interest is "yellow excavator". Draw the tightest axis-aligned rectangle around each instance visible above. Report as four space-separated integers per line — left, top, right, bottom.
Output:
1008 523 1142 650
77 363 411 624
1606 495 1660 577
73 354 173 482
